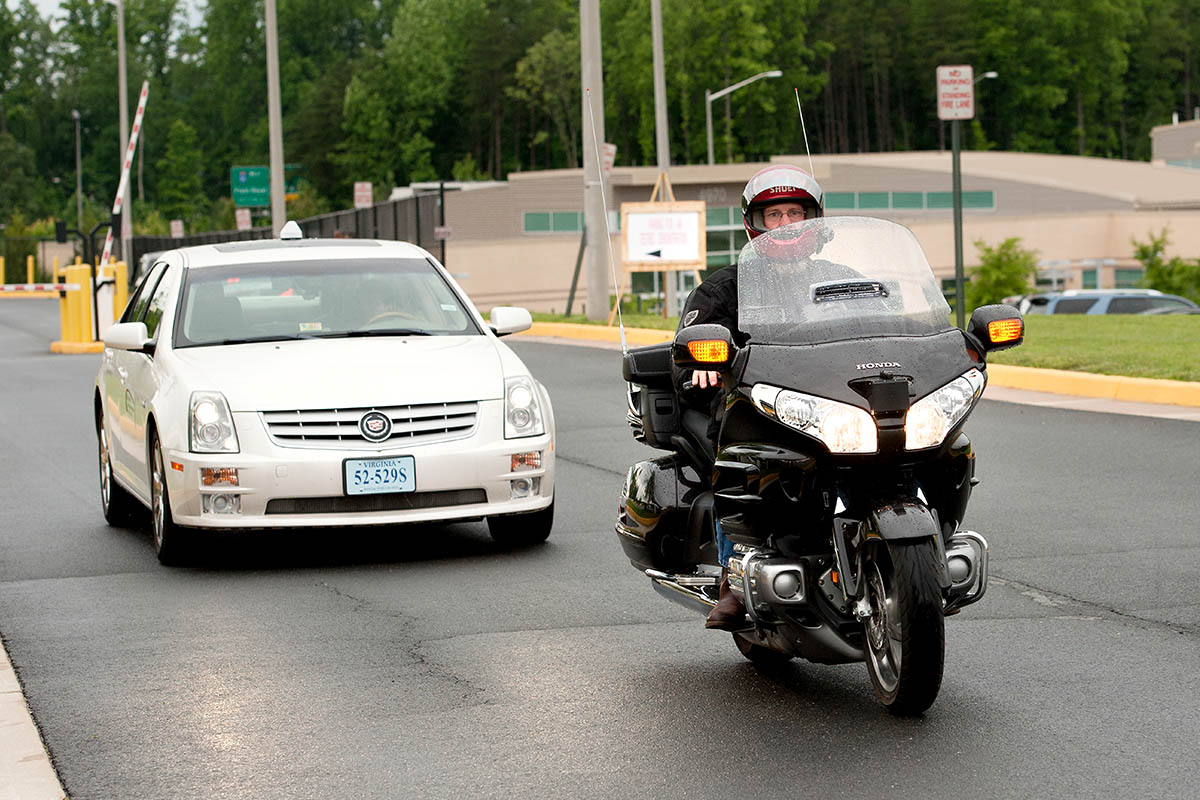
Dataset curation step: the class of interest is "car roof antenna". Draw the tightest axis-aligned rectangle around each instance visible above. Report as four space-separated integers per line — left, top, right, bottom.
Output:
280 220 303 240
584 87 627 354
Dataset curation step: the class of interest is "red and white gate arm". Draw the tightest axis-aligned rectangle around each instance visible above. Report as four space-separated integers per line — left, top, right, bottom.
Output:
99 80 151 266
0 283 82 292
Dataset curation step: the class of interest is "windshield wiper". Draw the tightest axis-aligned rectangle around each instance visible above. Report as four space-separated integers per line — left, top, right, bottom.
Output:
306 328 435 338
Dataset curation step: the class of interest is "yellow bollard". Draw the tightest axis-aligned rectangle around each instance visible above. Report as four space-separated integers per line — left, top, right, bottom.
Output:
69 265 93 342
113 261 129 320
53 256 60 284
26 254 34 283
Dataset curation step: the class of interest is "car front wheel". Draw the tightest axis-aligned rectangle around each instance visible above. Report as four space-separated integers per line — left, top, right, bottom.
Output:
487 498 553 547
150 432 192 566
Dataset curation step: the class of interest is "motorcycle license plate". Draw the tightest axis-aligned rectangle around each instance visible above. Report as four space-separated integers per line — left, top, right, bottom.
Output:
343 456 415 495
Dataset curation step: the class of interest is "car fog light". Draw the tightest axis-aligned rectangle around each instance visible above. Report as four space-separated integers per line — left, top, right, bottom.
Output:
201 467 239 487
511 451 541 471
773 571 801 599
510 476 541 499
202 494 242 515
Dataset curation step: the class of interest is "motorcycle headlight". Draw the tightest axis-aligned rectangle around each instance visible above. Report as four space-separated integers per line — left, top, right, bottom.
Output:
189 391 239 453
904 369 985 450
504 376 545 439
752 384 877 454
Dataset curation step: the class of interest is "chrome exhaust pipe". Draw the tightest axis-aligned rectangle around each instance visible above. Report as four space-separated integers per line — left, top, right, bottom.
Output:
645 568 719 615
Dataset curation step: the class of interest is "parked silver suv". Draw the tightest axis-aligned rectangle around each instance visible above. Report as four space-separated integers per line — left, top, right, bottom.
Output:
1018 289 1198 315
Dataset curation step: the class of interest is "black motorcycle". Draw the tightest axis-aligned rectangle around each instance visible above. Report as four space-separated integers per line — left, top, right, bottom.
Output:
616 216 1024 715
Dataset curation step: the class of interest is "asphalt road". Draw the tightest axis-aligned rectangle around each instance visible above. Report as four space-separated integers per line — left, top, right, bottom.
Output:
2 299 1198 800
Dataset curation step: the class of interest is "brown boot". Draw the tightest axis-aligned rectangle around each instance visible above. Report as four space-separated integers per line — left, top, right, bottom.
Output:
705 568 747 630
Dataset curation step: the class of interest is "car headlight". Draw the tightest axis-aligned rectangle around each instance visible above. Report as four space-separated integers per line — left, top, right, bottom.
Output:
190 391 240 453
904 369 985 450
751 384 877 454
504 376 545 439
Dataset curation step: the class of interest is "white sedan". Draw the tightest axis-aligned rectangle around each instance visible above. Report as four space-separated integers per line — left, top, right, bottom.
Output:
95 223 555 564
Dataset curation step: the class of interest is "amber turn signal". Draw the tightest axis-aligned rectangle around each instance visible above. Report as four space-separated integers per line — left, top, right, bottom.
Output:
987 318 1023 344
687 340 730 363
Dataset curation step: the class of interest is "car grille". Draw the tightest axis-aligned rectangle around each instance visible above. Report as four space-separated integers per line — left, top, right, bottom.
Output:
265 489 487 515
260 402 479 449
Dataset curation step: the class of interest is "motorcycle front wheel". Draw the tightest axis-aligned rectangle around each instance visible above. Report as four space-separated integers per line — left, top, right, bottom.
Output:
862 539 945 716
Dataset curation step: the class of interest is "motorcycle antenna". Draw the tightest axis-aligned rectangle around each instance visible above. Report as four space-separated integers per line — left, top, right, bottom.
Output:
585 87 628 354
794 87 816 177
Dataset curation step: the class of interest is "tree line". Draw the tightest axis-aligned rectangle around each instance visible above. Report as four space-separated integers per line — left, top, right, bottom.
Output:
2 0 1199 241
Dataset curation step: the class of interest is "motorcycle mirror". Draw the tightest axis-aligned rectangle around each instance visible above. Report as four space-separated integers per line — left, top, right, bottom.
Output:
673 323 735 369
967 304 1024 352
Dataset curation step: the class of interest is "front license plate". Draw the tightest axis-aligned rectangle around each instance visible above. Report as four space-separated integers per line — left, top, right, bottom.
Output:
344 456 415 496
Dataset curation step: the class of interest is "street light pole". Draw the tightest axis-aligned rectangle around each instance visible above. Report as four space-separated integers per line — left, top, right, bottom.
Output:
705 70 783 165
72 109 83 233
104 0 132 259
265 0 287 235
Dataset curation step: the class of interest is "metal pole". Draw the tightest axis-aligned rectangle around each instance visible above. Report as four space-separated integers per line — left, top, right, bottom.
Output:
580 0 609 322
705 90 714 165
650 0 675 316
114 0 131 257
566 227 586 316
73 109 83 233
952 118 965 329
439 181 446 265
265 0 287 235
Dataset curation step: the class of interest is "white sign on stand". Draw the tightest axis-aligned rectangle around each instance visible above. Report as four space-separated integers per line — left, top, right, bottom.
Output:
936 65 975 120
170 219 184 239
235 207 252 231
621 203 706 267
354 181 373 209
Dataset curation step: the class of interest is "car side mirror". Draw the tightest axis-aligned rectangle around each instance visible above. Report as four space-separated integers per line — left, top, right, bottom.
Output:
967 304 1024 352
489 306 532 336
104 321 152 352
673 323 734 370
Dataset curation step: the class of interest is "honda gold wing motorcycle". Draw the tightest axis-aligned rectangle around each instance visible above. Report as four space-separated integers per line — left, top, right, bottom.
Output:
615 216 1024 715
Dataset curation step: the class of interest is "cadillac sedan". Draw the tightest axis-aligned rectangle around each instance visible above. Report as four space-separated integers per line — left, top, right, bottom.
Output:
96 223 555 564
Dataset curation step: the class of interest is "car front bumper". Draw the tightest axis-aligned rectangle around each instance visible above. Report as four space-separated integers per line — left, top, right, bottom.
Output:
163 400 554 530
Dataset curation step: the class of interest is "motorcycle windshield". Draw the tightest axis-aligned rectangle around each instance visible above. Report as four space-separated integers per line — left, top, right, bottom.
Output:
737 216 954 345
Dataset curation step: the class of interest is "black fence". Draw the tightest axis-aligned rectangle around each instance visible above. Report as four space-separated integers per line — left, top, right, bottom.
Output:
128 191 443 269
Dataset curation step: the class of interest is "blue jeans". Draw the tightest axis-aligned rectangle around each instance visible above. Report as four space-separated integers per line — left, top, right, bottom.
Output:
716 517 735 569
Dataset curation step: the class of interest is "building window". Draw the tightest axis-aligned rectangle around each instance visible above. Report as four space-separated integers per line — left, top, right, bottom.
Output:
1114 268 1144 288
1081 268 1098 289
524 211 584 234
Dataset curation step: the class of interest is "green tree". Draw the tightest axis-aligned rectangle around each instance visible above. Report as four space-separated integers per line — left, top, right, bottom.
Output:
967 237 1038 310
156 119 204 222
509 28 581 167
1132 228 1200 302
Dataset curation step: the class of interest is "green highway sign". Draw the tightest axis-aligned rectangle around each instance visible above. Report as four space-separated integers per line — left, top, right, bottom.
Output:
231 165 270 207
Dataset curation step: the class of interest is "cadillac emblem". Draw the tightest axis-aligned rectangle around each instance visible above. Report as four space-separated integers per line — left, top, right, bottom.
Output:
359 410 392 443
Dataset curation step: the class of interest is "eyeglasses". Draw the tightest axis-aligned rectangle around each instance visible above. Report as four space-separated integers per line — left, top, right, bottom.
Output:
762 207 811 224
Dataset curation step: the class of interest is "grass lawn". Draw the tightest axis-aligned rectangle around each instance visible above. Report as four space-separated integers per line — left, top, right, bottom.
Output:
986 315 1200 382
531 311 1200 382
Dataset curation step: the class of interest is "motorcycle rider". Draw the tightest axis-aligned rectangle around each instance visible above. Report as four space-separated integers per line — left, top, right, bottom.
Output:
674 163 825 630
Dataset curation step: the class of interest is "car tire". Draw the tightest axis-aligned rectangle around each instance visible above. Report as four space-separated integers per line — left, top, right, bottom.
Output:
97 414 140 526
487 498 553 547
150 431 193 566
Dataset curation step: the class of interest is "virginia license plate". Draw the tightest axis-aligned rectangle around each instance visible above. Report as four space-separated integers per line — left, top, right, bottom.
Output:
344 456 415 496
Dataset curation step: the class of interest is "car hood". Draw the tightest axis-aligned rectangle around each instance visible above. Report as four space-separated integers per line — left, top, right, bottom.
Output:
171 336 507 410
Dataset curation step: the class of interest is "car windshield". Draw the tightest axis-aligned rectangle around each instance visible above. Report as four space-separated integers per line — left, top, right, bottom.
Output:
737 216 954 346
174 257 480 347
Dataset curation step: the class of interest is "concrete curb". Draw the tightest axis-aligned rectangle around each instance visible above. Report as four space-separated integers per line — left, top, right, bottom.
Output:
0 645 67 800
49 341 103 354
518 322 1200 408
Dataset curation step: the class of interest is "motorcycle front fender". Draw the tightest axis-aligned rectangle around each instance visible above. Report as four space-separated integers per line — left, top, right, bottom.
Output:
866 501 950 590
